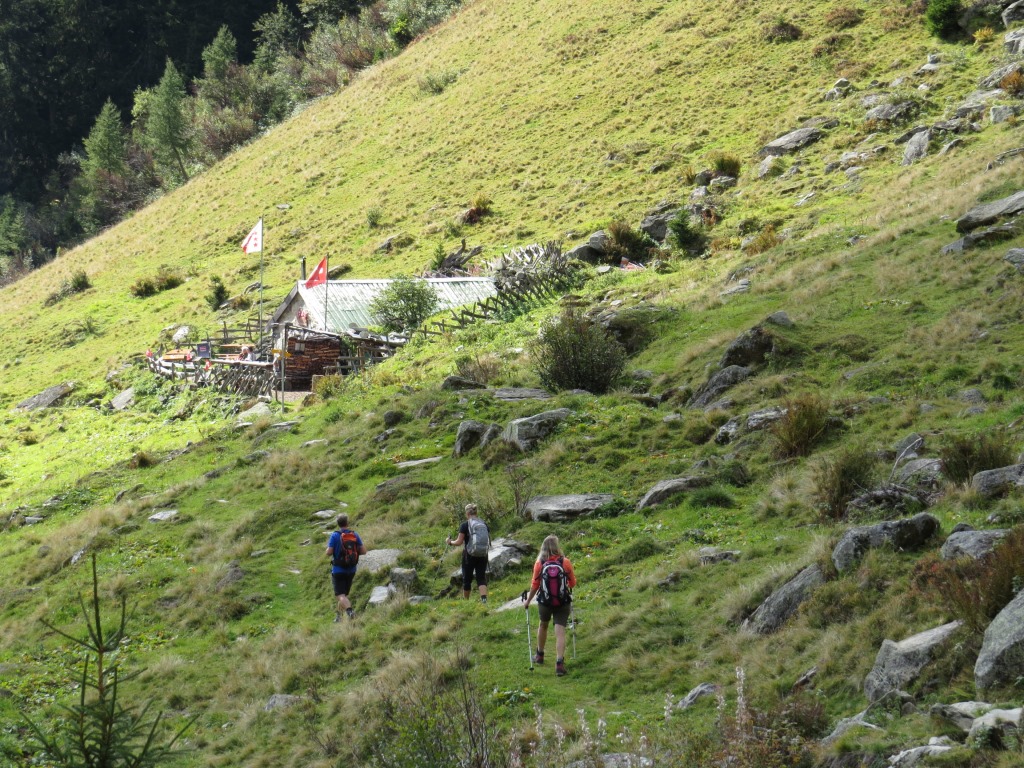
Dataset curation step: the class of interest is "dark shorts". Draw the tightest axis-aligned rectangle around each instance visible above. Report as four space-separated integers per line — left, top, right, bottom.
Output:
538 602 571 627
332 572 355 596
461 556 488 590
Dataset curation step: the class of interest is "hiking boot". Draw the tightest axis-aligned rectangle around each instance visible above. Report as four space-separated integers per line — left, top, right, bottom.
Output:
334 612 342 623
532 651 544 665
556 660 567 677
346 608 355 620
480 596 488 605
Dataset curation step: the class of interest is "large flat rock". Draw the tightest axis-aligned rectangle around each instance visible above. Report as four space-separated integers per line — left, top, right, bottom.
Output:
743 565 824 635
971 463 1024 499
864 621 963 702
16 382 74 411
976 588 1024 693
527 494 614 522
956 190 1024 233
502 408 572 452
636 476 710 511
757 127 823 157
359 549 402 574
832 513 939 573
941 529 1007 560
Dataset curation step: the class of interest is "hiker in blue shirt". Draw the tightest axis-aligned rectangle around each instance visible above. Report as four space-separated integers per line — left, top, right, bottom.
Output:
446 503 490 604
326 513 367 621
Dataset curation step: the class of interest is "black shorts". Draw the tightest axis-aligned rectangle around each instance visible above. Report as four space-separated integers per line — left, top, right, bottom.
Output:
332 572 355 596
461 556 488 590
538 602 571 627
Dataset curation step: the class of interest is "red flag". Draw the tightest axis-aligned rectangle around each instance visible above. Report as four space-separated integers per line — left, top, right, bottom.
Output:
241 219 263 254
305 256 328 289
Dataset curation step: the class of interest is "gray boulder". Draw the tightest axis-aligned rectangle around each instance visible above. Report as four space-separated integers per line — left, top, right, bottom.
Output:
360 549 402 574
1004 1 1024 27
588 230 610 253
110 388 135 411
16 382 74 411
981 62 1023 90
902 129 930 166
454 420 488 457
897 458 943 490
894 432 925 461
502 408 572 452
972 463 1024 498
956 190 1024 233
264 694 304 711
720 326 774 368
390 568 417 591
967 707 1023 743
148 509 179 522
527 494 614 522
976 588 1024 692
864 621 963 702
640 210 680 242
368 585 396 606
1005 248 1024 272
888 740 955 767
991 105 1020 124
845 486 926 520
709 175 736 192
866 101 916 123
171 325 191 344
478 387 553 402
832 513 940 573
758 127 823 157
441 374 483 391
487 538 533 578
746 406 787 431
636 476 710 511
1007 29 1024 56
675 682 720 710
687 365 752 409
929 701 994 732
714 417 742 445
237 401 272 422
941 529 1007 560
743 565 825 635
765 310 794 327
943 220 1022 254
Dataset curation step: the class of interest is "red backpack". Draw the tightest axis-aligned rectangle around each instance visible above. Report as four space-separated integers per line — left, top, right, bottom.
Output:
537 557 571 607
333 530 360 569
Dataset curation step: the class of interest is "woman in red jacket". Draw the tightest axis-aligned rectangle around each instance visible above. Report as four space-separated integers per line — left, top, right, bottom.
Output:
524 535 577 676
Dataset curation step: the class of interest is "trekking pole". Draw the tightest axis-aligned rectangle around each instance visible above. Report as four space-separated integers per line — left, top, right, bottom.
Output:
522 591 534 671
435 540 451 577
570 602 577 661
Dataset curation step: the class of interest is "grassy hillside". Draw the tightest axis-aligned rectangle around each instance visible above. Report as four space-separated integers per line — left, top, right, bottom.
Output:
3 0 1024 765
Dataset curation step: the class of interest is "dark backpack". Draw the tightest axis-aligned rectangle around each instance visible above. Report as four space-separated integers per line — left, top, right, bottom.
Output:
333 530 360 569
537 557 571 607
465 518 490 558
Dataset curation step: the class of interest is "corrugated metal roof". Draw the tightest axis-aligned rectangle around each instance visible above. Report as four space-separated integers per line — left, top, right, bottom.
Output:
298 277 496 332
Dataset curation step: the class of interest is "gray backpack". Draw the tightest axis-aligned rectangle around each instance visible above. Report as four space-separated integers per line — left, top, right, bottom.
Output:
466 518 490 558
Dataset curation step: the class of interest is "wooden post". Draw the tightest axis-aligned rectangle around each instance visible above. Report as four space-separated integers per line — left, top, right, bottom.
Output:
280 323 288 412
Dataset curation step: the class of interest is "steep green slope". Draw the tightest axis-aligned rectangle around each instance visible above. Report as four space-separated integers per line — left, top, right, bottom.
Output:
3 0 1024 765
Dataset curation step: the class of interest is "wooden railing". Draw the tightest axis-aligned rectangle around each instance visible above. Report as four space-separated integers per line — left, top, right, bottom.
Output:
147 357 276 398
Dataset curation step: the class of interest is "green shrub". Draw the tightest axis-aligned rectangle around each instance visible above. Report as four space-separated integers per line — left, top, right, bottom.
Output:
131 266 182 299
938 431 1015 485
606 219 655 263
369 275 439 333
763 17 803 42
418 69 460 94
367 206 384 228
44 270 92 306
709 151 741 178
314 374 345 399
925 0 963 39
824 5 863 29
530 308 627 394
812 446 879 520
455 353 502 384
207 275 229 310
771 393 832 459
690 486 736 508
667 213 707 255
130 276 157 298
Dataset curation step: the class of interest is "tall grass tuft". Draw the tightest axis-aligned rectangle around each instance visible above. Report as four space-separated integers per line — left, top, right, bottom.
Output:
938 430 1015 485
812 446 879 520
771 394 832 459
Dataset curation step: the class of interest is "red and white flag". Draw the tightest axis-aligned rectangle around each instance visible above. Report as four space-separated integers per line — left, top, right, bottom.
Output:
241 219 263 254
305 256 328 289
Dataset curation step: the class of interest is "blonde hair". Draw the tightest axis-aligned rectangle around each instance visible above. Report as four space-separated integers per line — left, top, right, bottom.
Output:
538 535 563 562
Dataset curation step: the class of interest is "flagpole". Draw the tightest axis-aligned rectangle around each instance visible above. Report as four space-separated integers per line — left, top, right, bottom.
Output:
323 254 329 332
258 216 265 355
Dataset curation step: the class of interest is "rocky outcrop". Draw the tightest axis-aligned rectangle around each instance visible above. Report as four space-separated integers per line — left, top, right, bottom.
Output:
675 682 720 710
359 549 402 574
971 463 1024 498
502 408 572 451
487 538 533 577
720 326 775 368
975 588 1024 693
902 129 930 166
640 210 680 242
453 420 500 457
956 190 1024 233
845 486 926 520
441 375 483 391
866 101 917 124
527 494 614 522
832 513 940 573
16 382 74 411
863 621 963 702
687 365 752 409
636 476 710 510
743 565 825 635
758 127 823 157
887 739 955 767
941 529 1007 560
929 701 994 732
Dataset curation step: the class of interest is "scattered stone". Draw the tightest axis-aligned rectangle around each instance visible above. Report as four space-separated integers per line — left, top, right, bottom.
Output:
171 326 191 344
832 513 940 573
942 221 1023 253
1005 248 1024 272
765 311 794 327
845 485 926 520
721 326 775 368
264 694 304 711
981 62 1023 90
956 190 1024 233
636 477 710 511
502 408 573 452
746 406 787 431
688 366 752 409
709 176 736 192
390 568 417 591
975 588 1024 692
1006 28 1024 56
930 701 994 732
991 105 1020 124
148 509 179 522
744 565 825 635
395 457 443 469
467 387 553 402
454 420 489 457
864 621 963 702
895 125 929 145
971 463 1024 498
675 683 720 710
866 102 916 124
237 401 272 422
368 585 397 606
441 375 483 391
719 279 751 296
16 382 74 411
960 388 985 404
23 516 44 525
302 439 328 448
698 547 740 565
894 433 924 461
528 494 615 522
110 388 135 411
487 538 534 578
758 127 823 157
640 210 680 242
939 138 966 157
374 428 396 444
967 707 1023 743
588 231 610 253
662 412 682 423
714 417 742 445
757 156 782 178
896 459 943 490
902 129 930 166
312 508 346 520
822 709 883 744
359 549 402 574
887 740 954 767
250 549 271 558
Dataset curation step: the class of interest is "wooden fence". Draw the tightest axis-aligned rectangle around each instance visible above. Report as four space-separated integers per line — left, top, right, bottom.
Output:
148 357 276 398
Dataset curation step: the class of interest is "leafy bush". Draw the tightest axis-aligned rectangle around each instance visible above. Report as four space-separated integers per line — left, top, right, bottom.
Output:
710 151 741 178
824 5 863 29
999 70 1024 98
207 276 229 310
939 431 1015 485
385 0 462 47
44 270 92 306
744 226 783 255
530 308 627 394
606 219 656 264
132 266 182 298
762 17 803 42
369 275 439 333
973 26 996 46
771 393 832 459
812 446 880 520
690 486 736 508
418 68 460 94
925 0 963 39
366 206 384 228
455 353 502 384
922 527 1024 634
667 213 707 255
129 276 157 298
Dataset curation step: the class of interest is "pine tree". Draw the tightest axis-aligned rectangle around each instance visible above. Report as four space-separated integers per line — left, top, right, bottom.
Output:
83 100 128 182
202 25 238 81
146 59 191 183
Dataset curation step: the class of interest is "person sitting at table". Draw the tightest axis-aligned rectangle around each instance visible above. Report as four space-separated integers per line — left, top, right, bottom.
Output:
238 346 251 361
